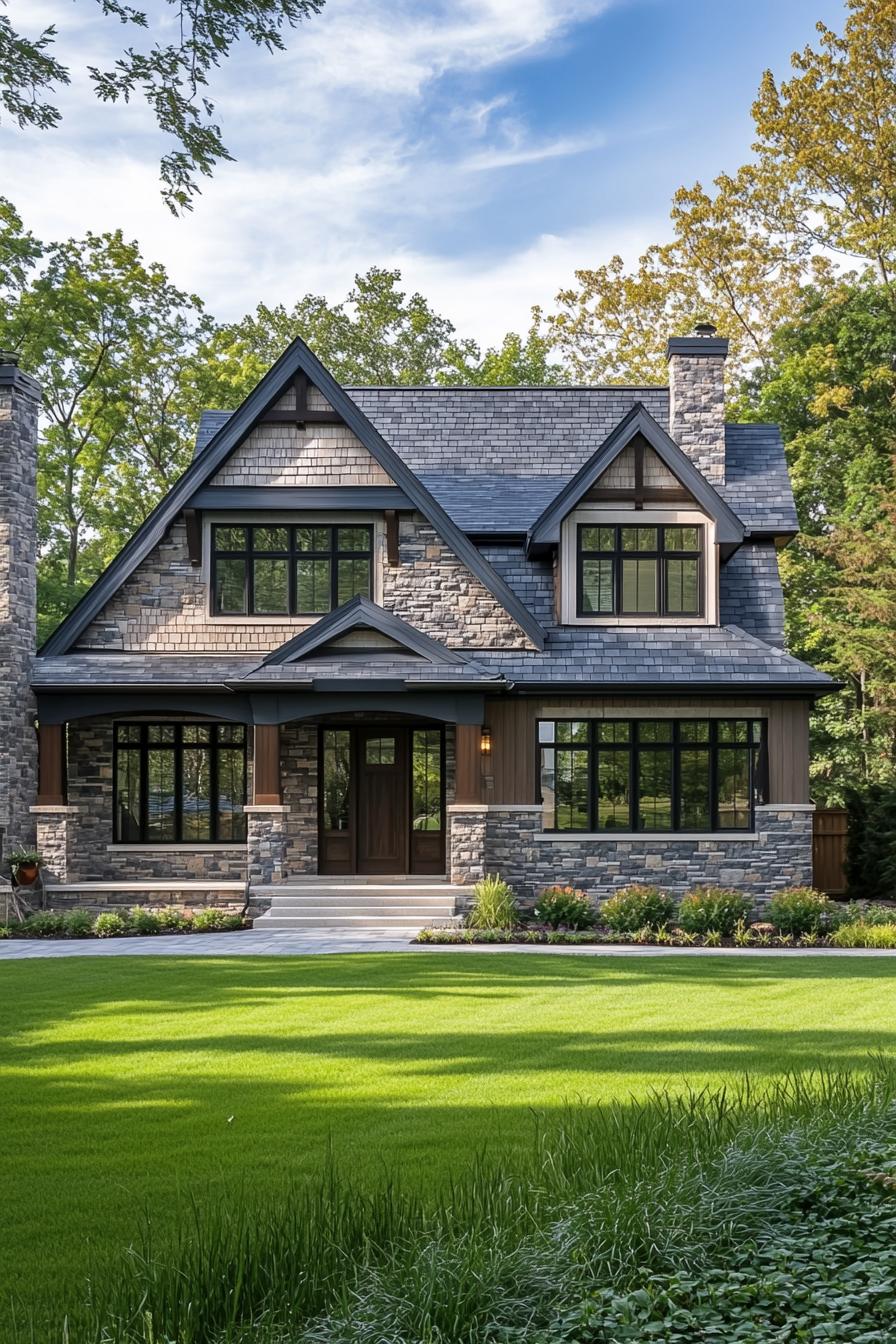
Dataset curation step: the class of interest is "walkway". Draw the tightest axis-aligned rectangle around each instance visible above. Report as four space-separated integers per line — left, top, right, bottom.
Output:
1 931 895 959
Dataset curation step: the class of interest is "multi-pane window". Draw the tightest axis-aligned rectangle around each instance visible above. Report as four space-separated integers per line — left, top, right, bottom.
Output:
577 524 703 617
212 524 373 616
538 719 765 833
114 723 247 843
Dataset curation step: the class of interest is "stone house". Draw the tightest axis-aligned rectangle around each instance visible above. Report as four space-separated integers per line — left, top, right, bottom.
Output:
0 328 835 926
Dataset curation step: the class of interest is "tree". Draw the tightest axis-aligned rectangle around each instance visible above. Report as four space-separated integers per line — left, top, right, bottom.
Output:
0 216 210 640
0 1 325 213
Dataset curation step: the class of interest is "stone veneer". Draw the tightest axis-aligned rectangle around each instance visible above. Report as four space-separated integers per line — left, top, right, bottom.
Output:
667 339 727 484
0 360 39 854
449 804 814 911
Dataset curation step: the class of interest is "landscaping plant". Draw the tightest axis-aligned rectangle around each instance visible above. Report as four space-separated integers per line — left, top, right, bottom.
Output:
601 884 677 933
767 887 837 937
831 922 896 949
466 874 519 929
532 886 596 930
677 886 752 936
192 908 245 932
93 912 129 938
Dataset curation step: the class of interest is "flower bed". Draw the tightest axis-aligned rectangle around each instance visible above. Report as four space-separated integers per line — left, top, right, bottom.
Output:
1 906 248 939
417 879 896 949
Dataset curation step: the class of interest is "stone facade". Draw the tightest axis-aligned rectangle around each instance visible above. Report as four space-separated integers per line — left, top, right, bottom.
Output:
246 806 289 884
667 336 727 484
0 359 39 854
282 721 318 875
450 803 814 911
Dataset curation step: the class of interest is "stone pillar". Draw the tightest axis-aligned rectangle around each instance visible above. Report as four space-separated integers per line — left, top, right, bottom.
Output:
666 323 728 484
447 805 487 884
0 355 40 857
30 805 80 884
246 805 290 884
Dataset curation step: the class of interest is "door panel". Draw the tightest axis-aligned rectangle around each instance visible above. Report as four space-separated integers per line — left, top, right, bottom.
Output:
358 728 408 873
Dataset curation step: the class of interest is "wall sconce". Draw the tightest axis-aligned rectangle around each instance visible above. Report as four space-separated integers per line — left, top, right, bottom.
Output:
480 727 492 756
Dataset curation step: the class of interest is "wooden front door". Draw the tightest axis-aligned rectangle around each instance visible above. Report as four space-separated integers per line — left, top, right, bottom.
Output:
318 724 445 876
357 727 408 874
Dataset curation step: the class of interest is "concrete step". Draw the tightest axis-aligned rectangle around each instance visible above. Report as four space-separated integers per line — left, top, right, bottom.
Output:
263 892 459 906
253 882 472 897
260 904 456 918
253 874 454 888
255 914 448 930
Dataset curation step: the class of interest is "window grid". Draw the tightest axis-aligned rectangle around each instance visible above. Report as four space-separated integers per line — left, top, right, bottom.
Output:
577 524 704 618
538 719 764 834
212 524 373 616
113 722 247 843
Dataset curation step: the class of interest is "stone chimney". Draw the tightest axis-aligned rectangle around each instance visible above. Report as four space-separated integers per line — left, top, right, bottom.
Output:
666 322 729 484
0 353 40 856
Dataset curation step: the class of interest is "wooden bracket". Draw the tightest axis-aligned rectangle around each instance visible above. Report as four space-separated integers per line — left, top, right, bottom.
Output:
385 510 399 565
183 508 202 566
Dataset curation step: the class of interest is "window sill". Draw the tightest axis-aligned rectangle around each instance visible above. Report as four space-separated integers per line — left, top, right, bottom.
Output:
534 832 759 843
107 844 246 852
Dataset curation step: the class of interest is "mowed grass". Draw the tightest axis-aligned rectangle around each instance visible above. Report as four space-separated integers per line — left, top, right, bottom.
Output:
1 951 895 1337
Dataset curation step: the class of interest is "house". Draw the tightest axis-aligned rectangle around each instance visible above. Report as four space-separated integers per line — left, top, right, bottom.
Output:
0 326 835 925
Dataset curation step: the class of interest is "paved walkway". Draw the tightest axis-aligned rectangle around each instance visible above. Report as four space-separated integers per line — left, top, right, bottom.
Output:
1 931 895 959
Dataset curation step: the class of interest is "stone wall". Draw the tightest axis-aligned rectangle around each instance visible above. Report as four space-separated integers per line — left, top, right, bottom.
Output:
0 360 39 854
667 344 727 484
449 803 814 911
282 721 318 875
64 719 248 880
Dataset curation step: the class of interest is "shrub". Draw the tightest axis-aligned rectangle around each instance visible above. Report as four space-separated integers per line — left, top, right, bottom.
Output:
128 907 161 935
156 907 192 933
844 785 896 901
63 909 95 938
17 912 66 938
831 921 896 949
677 886 752 936
192 908 244 932
767 887 836 936
601 884 676 933
466 874 518 929
839 901 896 927
93 912 129 938
533 886 596 930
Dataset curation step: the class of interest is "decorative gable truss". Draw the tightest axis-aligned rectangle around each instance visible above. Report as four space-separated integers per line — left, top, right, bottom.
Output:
42 336 545 655
263 595 472 665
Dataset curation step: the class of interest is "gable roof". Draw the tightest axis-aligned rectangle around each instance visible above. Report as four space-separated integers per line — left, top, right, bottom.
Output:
526 403 746 554
41 338 545 655
262 595 469 666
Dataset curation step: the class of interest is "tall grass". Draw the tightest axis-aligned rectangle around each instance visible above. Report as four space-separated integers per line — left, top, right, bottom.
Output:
57 1065 896 1344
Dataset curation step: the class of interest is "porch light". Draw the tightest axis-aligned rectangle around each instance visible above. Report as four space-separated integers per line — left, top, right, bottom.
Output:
480 727 492 755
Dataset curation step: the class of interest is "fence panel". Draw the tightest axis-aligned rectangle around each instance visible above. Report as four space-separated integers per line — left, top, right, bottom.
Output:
813 807 848 895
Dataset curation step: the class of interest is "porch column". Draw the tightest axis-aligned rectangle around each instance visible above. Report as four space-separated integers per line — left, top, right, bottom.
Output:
31 722 78 884
246 723 289 884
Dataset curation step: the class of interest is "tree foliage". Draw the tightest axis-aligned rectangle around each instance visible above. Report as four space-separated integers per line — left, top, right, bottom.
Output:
0 1 325 213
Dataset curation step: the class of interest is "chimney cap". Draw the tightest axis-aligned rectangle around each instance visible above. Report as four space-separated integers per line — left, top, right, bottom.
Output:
666 328 729 361
693 320 717 338
0 351 20 367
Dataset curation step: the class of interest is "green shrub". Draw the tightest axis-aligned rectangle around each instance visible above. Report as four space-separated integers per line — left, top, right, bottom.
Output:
128 907 161 935
156 907 191 933
844 785 896 901
677 886 753 936
63 909 95 938
839 900 896 927
601 884 676 933
192 908 244 932
92 912 129 938
831 921 896 949
533 885 596 930
17 912 66 938
767 887 836 936
466 874 519 929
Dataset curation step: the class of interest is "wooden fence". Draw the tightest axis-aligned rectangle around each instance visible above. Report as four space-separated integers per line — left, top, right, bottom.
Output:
812 807 849 895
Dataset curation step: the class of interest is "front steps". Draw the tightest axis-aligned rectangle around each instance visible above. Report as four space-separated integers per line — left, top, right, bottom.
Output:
252 877 471 931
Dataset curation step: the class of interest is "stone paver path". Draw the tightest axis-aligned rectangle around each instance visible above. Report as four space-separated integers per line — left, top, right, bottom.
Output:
1 931 895 959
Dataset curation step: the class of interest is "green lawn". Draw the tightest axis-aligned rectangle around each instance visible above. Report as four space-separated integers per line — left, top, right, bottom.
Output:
2 951 895 1337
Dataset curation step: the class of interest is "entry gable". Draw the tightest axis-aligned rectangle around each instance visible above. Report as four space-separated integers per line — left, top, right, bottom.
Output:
41 335 545 655
262 596 469 666
527 403 745 555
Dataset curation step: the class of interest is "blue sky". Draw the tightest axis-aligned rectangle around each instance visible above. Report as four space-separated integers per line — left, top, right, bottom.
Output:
3 0 845 344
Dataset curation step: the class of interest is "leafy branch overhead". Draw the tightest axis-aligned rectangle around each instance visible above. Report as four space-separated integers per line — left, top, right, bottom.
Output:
0 0 325 213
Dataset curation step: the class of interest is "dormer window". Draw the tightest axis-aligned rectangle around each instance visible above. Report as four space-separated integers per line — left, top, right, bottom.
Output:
576 523 704 619
212 523 373 616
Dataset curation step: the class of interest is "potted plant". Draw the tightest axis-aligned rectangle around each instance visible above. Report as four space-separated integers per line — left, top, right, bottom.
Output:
7 849 42 887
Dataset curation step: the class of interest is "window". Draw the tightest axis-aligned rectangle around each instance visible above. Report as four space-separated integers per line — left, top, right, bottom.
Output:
212 524 373 616
538 719 765 833
577 524 703 617
114 722 247 843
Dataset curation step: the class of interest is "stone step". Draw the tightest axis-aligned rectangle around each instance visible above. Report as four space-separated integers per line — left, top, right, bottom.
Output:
260 903 456 917
256 914 442 930
264 890 462 905
254 874 455 888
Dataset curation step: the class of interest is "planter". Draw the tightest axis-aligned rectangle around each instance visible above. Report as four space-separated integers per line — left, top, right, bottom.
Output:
13 863 39 887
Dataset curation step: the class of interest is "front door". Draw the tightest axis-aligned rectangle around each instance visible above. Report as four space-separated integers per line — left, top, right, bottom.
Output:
318 724 445 875
357 727 408 873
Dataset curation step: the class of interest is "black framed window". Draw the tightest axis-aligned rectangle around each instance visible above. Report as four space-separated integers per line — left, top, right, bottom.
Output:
577 524 704 617
212 524 373 615
114 722 247 843
538 718 765 833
